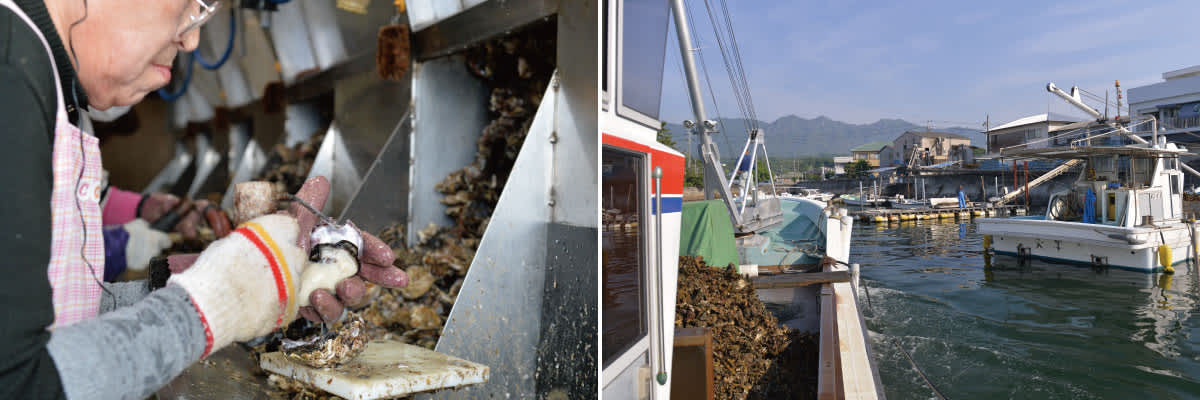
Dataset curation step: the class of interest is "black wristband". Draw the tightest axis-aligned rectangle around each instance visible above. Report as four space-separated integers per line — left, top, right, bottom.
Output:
136 193 149 219
148 256 171 290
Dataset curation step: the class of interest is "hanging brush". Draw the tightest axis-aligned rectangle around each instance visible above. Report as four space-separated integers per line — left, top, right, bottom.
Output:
376 0 410 81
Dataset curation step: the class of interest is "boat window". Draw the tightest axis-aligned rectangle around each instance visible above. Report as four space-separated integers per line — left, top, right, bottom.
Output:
602 148 648 367
1091 156 1116 180
617 0 670 122
1172 174 1181 195
1129 157 1153 187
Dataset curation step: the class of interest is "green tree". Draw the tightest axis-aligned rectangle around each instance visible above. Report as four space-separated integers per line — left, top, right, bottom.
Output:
844 160 871 178
756 159 772 182
657 122 676 148
684 162 704 188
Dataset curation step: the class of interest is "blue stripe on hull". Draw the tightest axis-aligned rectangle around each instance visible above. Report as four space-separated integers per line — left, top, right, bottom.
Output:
990 250 1182 273
651 197 682 215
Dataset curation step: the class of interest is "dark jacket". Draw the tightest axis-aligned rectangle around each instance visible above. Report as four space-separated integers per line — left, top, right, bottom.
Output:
0 0 87 397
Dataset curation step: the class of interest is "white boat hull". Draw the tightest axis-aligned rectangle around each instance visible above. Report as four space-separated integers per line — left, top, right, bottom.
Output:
843 198 883 207
929 197 959 208
890 201 927 210
978 217 1198 272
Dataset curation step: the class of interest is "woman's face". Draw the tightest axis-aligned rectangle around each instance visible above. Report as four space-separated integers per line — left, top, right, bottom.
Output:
71 0 203 109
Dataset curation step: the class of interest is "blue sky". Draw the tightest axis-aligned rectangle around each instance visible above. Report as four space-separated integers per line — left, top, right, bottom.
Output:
659 0 1200 130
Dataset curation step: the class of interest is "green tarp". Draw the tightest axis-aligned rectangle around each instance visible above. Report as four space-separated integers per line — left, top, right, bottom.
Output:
679 200 738 268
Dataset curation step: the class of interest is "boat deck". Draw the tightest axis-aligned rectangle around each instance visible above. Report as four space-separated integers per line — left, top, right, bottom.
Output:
850 205 1029 223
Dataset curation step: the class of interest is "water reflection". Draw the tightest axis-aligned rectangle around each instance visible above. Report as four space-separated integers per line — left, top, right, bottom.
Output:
855 221 1200 399
602 226 645 365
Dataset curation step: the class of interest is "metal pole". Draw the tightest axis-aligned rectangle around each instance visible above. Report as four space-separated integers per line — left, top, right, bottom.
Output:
859 181 864 210
1153 115 1158 146
1013 160 1018 195
980 175 986 203
669 0 738 223
1024 161 1030 208
873 180 878 208
760 136 778 196
652 166 667 385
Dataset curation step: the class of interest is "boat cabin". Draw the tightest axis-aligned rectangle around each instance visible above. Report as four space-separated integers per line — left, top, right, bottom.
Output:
601 0 684 398
1011 143 1190 227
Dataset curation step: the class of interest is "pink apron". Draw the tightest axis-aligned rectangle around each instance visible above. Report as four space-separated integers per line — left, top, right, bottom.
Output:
0 0 105 328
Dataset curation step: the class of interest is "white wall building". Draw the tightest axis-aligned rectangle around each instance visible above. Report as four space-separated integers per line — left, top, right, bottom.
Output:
832 156 851 175
1128 65 1200 139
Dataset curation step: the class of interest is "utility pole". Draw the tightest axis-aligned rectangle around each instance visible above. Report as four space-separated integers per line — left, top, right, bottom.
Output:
1115 80 1123 121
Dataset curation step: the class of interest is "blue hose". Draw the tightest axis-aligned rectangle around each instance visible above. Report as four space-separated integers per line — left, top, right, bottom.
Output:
193 9 236 70
155 53 194 102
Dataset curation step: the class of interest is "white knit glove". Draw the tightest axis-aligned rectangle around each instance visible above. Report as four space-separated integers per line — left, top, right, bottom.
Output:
167 213 308 356
123 219 172 271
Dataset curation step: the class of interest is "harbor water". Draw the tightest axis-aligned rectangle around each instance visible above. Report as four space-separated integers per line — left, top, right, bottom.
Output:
856 221 1200 399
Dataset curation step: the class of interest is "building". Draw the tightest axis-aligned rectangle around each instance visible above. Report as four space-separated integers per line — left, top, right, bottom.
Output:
832 156 852 175
849 141 890 167
984 112 1083 153
892 130 971 167
1128 65 1200 142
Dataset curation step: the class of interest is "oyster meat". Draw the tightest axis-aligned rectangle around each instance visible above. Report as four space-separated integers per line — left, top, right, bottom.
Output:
281 315 369 368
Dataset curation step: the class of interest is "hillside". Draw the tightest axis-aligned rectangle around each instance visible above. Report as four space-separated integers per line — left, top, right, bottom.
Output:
663 115 984 158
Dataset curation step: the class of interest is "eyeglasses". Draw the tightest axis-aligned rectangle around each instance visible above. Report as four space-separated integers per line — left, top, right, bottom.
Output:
176 0 222 40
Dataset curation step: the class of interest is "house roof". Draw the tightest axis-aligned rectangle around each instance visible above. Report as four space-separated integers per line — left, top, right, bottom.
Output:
903 130 970 140
850 141 891 152
986 112 1083 133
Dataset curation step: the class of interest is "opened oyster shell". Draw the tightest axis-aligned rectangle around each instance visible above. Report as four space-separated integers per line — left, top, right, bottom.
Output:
281 314 370 368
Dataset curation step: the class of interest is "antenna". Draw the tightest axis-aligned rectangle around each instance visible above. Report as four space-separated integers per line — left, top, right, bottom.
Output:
1115 80 1122 121
1104 90 1108 120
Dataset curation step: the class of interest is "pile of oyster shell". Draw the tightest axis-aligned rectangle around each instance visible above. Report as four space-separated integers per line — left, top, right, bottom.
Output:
258 133 325 196
675 256 819 400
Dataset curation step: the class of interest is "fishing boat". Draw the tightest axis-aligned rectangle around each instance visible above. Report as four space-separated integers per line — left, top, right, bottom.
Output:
601 0 880 397
891 197 960 209
978 142 1197 272
978 82 1200 272
840 193 886 207
799 188 835 202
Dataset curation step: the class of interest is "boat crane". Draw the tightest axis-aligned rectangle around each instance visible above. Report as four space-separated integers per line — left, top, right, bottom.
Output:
1047 82 1200 180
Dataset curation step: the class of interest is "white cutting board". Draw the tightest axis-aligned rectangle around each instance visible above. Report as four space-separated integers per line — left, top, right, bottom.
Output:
260 339 489 399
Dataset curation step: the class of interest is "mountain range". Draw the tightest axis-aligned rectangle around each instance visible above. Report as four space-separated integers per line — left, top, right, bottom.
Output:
663 115 985 158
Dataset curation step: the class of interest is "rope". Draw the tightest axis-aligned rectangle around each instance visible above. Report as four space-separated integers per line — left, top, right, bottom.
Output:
893 338 949 400
859 278 947 399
